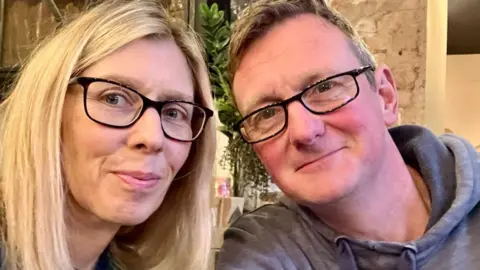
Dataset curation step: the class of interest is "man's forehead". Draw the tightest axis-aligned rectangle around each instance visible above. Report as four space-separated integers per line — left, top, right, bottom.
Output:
233 15 355 114
236 15 343 71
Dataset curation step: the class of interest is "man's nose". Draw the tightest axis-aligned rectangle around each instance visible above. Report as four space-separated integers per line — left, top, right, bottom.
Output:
286 101 326 148
127 108 165 153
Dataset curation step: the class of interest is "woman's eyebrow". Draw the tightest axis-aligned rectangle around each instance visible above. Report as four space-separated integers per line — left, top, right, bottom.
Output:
157 89 194 101
101 73 144 90
99 73 194 101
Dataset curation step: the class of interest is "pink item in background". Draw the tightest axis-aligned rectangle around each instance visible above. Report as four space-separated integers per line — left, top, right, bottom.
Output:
216 177 231 197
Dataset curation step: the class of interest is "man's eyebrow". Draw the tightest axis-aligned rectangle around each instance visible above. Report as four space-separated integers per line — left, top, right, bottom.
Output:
301 72 327 89
99 74 194 101
243 91 282 116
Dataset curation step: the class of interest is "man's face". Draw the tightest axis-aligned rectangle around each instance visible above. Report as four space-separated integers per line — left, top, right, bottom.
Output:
233 14 398 206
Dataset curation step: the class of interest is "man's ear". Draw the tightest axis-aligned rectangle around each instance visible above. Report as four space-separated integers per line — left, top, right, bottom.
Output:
373 64 398 126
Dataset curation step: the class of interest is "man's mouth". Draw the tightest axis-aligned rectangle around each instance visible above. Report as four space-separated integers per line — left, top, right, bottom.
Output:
295 148 344 172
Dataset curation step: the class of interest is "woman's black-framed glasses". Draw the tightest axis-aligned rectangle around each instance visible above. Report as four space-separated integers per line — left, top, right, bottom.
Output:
69 77 214 142
234 66 374 144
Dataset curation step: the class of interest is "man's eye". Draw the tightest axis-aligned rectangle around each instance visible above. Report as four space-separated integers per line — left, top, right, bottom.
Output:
259 108 278 120
315 82 334 92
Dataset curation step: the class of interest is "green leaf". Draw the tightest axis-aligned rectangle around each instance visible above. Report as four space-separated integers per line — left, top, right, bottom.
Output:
212 85 224 96
199 3 209 16
218 125 234 139
211 3 218 13
219 37 230 51
216 25 230 37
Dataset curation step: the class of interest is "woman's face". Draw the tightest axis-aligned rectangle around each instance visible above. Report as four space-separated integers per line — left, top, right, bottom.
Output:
62 38 194 226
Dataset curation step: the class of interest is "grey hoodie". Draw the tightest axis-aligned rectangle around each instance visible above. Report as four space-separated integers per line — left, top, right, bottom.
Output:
217 125 480 270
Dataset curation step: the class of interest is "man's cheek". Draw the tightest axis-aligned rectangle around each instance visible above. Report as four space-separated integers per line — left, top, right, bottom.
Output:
256 147 284 177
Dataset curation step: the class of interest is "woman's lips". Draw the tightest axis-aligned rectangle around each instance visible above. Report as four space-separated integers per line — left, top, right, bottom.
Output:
114 172 160 190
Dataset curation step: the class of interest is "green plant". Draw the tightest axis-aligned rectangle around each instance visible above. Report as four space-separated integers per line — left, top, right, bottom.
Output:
199 3 270 198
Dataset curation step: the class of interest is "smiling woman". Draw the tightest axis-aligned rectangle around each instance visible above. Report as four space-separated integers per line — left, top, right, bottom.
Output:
0 1 215 270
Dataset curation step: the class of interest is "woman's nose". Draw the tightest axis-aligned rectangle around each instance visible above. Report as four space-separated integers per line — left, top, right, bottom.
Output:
127 108 165 153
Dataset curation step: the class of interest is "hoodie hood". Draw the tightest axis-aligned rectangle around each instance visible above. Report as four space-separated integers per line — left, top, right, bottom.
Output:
281 125 480 269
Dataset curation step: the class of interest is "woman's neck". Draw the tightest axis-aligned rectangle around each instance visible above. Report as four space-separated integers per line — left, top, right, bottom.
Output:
66 198 120 270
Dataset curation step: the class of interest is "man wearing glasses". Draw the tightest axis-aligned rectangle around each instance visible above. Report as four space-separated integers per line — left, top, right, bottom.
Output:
217 0 480 269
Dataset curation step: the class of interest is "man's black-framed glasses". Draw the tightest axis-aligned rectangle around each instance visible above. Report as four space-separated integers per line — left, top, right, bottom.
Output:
69 77 214 142
234 66 374 144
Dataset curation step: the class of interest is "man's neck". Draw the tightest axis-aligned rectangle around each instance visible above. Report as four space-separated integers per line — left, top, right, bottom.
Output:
66 198 120 270
311 140 431 243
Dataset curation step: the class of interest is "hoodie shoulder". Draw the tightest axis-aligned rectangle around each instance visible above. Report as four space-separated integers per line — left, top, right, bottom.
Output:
216 203 298 270
217 202 336 270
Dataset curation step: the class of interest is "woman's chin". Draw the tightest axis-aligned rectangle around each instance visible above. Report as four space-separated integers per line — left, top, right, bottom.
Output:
103 206 157 227
110 214 152 227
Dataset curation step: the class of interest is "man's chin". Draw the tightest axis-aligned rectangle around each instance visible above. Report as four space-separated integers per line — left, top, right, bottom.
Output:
293 193 346 208
283 177 356 207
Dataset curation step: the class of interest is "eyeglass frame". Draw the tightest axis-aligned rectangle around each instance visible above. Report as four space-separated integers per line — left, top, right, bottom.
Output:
68 76 214 142
234 65 374 144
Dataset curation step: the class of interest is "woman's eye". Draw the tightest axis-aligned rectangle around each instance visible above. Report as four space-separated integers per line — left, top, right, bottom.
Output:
103 93 128 106
105 94 122 105
166 109 179 118
164 107 189 121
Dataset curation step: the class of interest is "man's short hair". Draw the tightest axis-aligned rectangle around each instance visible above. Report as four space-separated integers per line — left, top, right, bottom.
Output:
229 0 377 86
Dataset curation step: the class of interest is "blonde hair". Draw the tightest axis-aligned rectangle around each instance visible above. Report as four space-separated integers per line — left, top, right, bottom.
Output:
0 0 215 269
229 0 376 86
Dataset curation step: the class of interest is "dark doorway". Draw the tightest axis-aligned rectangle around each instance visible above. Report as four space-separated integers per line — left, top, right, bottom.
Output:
448 0 480 54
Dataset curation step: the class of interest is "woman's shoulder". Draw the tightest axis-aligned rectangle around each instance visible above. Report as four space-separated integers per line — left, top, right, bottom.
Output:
95 249 117 270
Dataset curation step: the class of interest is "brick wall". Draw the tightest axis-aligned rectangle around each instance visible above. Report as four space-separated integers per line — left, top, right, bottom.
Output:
330 0 427 125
